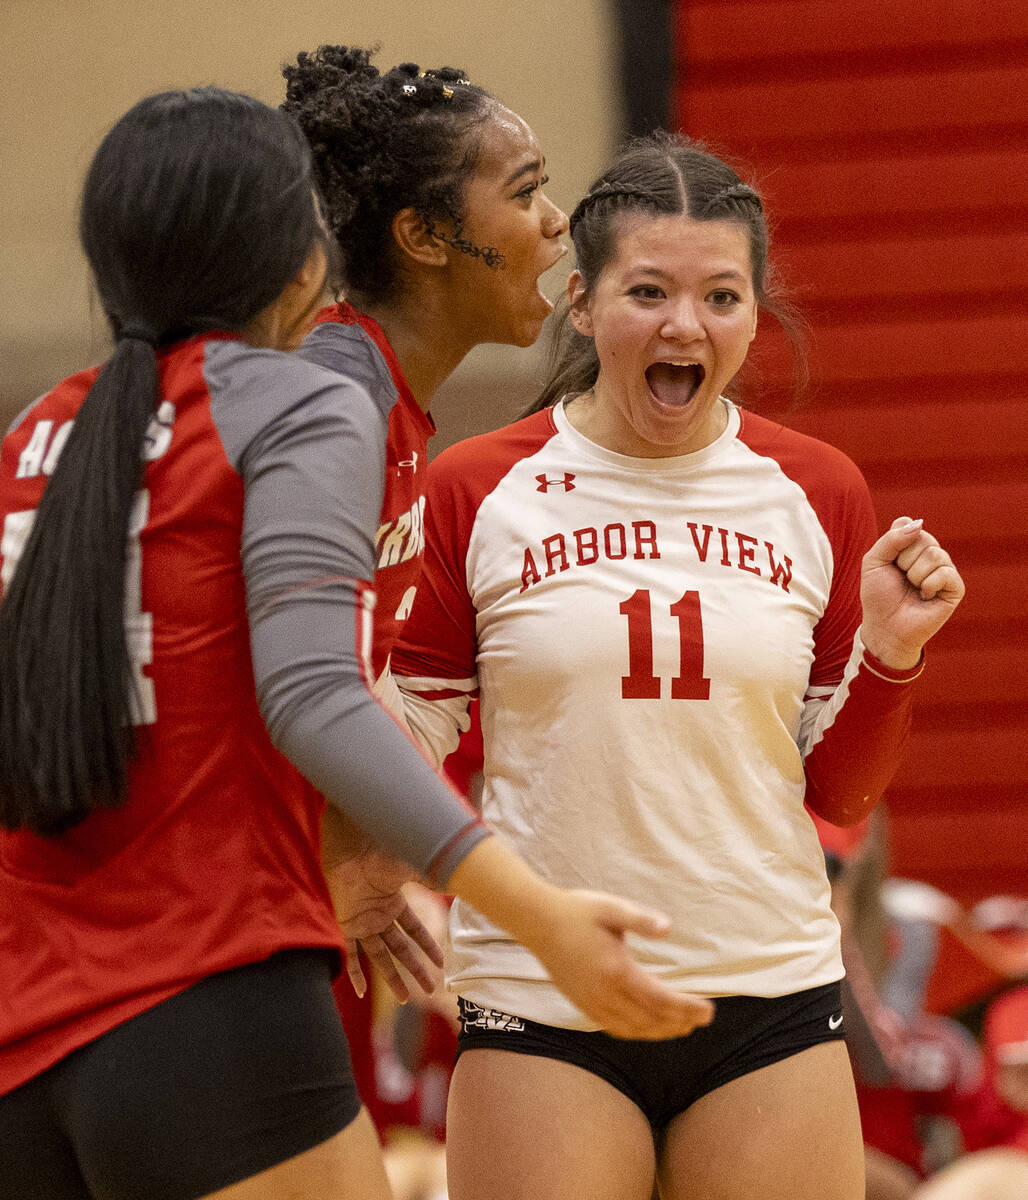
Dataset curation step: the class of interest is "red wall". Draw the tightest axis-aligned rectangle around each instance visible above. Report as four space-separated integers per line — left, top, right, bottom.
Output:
674 0 1028 1009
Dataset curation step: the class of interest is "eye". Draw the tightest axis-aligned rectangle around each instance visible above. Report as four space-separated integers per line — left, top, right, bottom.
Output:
629 285 665 302
516 174 549 201
708 289 740 308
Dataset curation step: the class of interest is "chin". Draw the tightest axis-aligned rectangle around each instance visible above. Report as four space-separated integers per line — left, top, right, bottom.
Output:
488 316 544 349
511 325 544 348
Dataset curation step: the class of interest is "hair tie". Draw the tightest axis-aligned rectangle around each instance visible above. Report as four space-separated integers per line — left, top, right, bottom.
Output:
119 325 159 346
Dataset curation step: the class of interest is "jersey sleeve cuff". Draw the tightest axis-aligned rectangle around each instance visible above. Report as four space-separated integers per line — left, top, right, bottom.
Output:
860 642 926 683
426 821 492 891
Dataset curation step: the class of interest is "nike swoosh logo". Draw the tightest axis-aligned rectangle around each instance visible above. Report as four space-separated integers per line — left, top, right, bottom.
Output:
828 1013 844 1030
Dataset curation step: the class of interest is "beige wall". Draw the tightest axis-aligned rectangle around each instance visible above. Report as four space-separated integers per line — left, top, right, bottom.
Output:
1 0 620 433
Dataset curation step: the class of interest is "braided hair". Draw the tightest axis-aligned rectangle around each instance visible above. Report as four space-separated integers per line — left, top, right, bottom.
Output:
282 45 501 305
531 131 804 411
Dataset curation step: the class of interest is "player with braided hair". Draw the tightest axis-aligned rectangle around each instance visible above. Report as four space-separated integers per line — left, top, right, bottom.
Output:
390 131 966 1199
277 48 717 1145
280 44 569 692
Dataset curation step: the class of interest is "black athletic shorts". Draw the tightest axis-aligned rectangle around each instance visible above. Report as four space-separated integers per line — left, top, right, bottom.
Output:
0 948 360 1200
456 979 845 1131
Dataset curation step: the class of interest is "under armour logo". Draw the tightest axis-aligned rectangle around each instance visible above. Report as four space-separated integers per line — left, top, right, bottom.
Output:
535 472 575 493
396 450 418 475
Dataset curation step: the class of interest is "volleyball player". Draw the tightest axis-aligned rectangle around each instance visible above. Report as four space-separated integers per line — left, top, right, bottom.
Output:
391 132 966 1200
0 98 711 1200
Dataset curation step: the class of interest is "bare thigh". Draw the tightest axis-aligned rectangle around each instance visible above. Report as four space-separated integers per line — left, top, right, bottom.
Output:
657 1042 864 1200
201 1107 393 1200
445 1049 656 1200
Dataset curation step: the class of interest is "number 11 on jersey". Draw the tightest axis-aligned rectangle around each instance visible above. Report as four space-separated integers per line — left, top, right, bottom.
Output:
619 588 711 701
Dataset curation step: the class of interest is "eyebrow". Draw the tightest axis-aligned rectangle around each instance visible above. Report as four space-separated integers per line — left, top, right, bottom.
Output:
504 158 544 187
630 266 749 284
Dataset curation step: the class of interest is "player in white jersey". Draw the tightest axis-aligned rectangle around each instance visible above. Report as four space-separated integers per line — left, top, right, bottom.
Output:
391 133 965 1200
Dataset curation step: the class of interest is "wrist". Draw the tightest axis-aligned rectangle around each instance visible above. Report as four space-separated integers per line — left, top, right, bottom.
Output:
857 626 925 675
446 835 560 950
861 643 925 680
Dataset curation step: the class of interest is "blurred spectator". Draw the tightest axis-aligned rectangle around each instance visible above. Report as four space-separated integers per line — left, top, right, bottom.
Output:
818 810 1028 1196
910 1148 1028 1199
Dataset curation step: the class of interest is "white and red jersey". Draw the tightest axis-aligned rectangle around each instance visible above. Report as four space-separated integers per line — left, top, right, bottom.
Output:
392 399 922 1028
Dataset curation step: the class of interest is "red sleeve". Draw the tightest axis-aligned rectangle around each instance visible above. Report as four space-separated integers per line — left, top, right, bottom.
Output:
393 410 557 683
391 443 479 682
805 646 923 825
736 410 921 827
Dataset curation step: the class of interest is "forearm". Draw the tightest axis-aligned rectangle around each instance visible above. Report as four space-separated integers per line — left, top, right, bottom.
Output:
321 803 372 872
444 835 560 947
802 631 923 826
259 624 488 884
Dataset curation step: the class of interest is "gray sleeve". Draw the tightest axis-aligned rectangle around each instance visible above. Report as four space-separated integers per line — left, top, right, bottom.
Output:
296 320 398 408
206 344 489 885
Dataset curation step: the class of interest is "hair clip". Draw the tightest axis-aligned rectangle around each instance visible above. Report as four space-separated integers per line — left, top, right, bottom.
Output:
402 83 417 96
457 77 470 85
442 86 454 100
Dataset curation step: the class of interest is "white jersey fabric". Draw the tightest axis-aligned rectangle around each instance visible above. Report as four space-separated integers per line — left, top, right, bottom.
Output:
392 399 921 1029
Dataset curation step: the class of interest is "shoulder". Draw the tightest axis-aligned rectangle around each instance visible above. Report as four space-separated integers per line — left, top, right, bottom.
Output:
735 407 876 551
201 339 385 467
736 407 869 500
430 408 558 488
420 410 558 545
4 365 101 438
203 336 347 396
296 309 397 417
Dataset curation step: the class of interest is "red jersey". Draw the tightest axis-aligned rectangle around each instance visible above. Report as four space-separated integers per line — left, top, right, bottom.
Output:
0 338 340 1094
0 333 484 1097
300 303 434 679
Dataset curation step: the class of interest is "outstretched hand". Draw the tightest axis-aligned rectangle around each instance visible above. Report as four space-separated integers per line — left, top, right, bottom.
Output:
531 889 715 1041
859 516 965 670
323 847 444 1002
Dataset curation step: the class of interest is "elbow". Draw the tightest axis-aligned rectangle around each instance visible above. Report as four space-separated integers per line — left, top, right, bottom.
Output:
805 784 879 828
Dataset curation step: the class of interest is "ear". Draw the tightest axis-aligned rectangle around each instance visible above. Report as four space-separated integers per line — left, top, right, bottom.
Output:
293 243 326 291
392 206 449 268
567 270 594 338
748 302 758 342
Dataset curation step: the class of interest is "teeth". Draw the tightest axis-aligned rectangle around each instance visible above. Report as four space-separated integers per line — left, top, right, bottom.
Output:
660 360 700 367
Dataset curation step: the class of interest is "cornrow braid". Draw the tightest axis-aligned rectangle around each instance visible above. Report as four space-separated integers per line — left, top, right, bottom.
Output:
569 182 663 235
700 182 763 215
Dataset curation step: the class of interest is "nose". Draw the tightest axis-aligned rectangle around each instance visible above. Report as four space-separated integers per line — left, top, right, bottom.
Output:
660 296 705 342
542 193 569 238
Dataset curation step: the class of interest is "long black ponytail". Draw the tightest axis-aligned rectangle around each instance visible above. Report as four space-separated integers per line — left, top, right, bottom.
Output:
0 88 325 835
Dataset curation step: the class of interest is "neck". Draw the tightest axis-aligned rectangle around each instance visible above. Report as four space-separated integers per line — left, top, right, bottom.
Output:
360 291 475 413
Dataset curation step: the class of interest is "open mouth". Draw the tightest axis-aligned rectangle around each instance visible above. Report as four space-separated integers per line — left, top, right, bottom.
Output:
645 361 705 408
